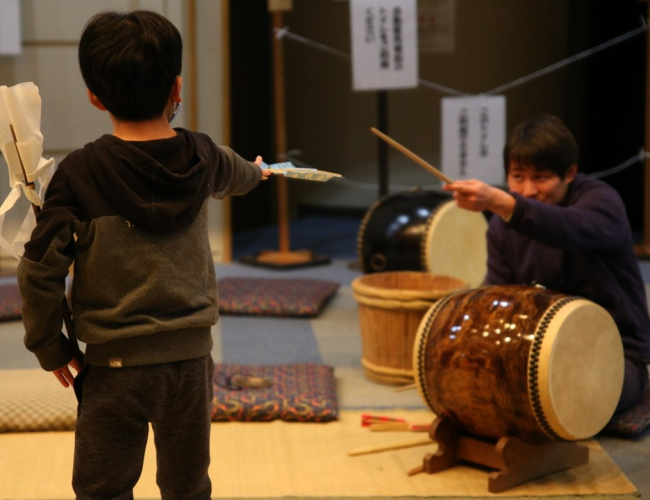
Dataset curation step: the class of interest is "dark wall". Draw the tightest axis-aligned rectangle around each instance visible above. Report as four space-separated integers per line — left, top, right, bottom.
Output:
229 0 274 232
567 0 646 234
229 1 649 234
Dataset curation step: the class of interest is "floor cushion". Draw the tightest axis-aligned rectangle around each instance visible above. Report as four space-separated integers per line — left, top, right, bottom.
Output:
218 277 339 317
212 363 338 423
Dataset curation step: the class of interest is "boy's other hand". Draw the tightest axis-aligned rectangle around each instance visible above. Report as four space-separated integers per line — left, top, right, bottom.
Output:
52 356 83 388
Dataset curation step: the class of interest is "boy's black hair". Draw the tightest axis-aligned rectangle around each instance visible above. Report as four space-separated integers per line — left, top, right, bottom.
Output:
503 114 579 179
78 10 182 122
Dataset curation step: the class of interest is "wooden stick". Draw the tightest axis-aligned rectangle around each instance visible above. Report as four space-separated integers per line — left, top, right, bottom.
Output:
395 383 417 393
348 437 433 457
370 127 454 184
369 423 431 432
9 124 80 358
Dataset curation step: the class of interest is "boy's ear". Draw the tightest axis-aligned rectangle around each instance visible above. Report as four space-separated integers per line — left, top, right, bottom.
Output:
87 89 107 111
171 76 182 103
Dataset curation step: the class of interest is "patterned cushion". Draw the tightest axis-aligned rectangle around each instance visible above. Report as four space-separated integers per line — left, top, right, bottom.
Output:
0 282 22 322
0 369 77 432
218 278 339 317
212 363 338 422
603 384 650 437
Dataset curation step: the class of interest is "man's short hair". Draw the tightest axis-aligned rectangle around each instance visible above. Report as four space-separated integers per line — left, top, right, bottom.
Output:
503 115 579 179
78 10 182 122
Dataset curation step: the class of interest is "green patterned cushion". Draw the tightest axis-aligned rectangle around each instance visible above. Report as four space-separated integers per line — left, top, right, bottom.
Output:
0 282 22 322
212 363 338 422
218 278 339 317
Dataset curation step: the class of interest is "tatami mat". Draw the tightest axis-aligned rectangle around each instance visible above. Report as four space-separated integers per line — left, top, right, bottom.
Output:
0 410 639 500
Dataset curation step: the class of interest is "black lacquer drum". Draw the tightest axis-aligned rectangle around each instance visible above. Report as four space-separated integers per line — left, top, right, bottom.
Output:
357 189 488 288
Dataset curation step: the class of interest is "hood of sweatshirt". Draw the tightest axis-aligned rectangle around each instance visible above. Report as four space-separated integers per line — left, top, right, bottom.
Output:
82 128 216 233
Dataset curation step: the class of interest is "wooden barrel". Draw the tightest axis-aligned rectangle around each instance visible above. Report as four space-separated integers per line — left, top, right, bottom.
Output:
413 285 625 443
352 271 467 385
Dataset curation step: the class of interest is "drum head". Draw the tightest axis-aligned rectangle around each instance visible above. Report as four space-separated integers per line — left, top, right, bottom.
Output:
422 201 488 288
533 298 624 441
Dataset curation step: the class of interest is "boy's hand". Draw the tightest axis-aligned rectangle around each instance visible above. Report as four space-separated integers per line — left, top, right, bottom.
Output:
52 356 83 388
255 156 272 180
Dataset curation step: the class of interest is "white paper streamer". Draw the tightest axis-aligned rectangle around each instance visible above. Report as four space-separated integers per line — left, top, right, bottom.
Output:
0 82 56 260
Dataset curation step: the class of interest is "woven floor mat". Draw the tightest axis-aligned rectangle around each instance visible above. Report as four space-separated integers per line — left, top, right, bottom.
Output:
0 409 638 499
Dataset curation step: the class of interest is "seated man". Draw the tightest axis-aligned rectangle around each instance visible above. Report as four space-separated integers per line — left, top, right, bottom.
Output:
443 114 650 414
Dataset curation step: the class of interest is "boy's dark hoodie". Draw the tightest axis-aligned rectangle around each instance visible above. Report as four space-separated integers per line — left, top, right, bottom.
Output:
18 128 261 370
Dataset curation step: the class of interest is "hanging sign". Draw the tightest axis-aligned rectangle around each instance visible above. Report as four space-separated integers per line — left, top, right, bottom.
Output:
441 95 506 185
350 0 419 91
418 0 456 53
0 0 21 56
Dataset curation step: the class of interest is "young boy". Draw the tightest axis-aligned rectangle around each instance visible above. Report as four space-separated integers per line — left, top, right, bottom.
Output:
443 114 650 415
17 10 270 499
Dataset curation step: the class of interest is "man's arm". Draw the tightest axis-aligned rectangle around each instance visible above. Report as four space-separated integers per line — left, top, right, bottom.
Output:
443 180 515 221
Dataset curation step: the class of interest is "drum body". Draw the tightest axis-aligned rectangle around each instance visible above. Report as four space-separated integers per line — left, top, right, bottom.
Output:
357 190 488 288
413 285 624 444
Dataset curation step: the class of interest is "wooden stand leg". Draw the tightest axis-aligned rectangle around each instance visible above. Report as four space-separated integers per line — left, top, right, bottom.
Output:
420 417 590 493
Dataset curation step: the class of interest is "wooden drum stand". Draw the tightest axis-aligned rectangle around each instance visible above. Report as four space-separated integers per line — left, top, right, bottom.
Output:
410 417 589 493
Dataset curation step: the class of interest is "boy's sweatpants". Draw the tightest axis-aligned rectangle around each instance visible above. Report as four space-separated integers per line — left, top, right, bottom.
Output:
72 355 214 500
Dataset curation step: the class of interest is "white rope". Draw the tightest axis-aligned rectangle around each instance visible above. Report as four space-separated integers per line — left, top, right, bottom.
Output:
484 21 648 95
587 150 645 179
276 27 351 59
276 20 648 96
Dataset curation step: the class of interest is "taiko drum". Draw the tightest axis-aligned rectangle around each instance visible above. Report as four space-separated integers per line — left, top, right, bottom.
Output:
413 285 624 444
357 189 488 288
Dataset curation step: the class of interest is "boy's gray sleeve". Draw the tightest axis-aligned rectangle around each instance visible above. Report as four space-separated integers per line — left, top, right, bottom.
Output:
18 234 76 371
18 167 78 371
212 146 262 199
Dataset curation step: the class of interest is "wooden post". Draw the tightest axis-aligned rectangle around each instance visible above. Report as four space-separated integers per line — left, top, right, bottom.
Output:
272 9 291 254
241 1 330 268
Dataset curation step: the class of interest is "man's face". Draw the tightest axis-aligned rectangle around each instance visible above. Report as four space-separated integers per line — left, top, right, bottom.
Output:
507 161 577 205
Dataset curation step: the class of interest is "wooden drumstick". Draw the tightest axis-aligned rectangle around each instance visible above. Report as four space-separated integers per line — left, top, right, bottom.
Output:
394 383 417 393
348 437 433 457
370 127 454 184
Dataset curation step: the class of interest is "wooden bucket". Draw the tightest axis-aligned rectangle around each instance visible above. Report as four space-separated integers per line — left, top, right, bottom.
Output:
352 271 468 385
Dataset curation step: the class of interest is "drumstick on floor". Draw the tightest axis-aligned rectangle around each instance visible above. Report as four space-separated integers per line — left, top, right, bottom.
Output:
394 383 417 393
348 437 433 457
370 127 454 184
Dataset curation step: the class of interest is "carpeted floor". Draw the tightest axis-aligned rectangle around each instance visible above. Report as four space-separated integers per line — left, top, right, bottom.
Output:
0 410 638 500
1 214 650 498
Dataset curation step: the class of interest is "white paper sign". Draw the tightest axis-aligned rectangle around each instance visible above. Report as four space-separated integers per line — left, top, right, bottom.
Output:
350 0 419 91
441 95 507 185
0 0 21 56
418 0 456 53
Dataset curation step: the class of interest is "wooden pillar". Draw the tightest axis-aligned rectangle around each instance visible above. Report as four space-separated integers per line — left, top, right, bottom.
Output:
240 0 330 268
